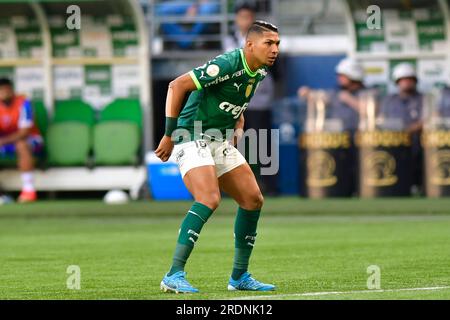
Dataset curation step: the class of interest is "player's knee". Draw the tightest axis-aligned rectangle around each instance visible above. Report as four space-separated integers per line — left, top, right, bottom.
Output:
15 139 31 155
196 191 221 210
242 192 264 210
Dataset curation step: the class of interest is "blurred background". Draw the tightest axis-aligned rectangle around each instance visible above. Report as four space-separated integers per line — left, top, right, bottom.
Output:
1 0 450 201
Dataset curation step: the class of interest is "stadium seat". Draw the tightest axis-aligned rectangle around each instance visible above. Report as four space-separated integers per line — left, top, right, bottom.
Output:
93 122 140 165
99 99 143 129
46 122 91 166
31 101 48 137
53 100 96 126
45 100 95 166
92 99 143 165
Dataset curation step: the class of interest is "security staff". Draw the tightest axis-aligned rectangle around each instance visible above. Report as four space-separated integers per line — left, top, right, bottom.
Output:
298 58 365 132
379 63 423 192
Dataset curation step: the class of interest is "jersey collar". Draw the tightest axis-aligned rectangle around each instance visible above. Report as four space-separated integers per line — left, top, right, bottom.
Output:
239 48 258 78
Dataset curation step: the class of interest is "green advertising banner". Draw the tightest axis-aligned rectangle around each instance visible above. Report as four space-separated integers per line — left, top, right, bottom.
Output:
49 15 138 58
349 1 447 53
53 64 140 109
416 19 446 50
84 65 112 95
0 67 14 80
0 66 44 100
51 27 80 57
0 17 42 59
110 23 139 57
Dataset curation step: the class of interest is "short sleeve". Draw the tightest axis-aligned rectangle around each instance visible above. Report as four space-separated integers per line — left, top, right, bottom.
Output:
189 56 233 90
18 100 34 129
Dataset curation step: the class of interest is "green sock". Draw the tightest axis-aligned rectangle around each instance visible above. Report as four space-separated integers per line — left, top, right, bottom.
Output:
168 202 214 276
232 207 261 280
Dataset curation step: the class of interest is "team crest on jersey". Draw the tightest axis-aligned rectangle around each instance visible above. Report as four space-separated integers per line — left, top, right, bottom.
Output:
245 83 253 98
206 64 220 77
245 79 256 98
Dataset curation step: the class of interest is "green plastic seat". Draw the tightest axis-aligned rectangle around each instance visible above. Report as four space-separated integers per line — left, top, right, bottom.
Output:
0 157 17 167
99 99 142 130
46 122 91 166
93 122 140 165
31 100 48 137
53 100 96 126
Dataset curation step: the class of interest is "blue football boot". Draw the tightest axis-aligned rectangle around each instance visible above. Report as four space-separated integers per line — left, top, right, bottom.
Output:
228 272 275 291
160 271 199 294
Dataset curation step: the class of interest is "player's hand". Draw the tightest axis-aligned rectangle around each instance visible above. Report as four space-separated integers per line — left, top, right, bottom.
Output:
155 135 174 162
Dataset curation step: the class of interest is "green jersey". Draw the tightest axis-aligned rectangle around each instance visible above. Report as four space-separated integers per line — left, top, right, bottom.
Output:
177 48 268 139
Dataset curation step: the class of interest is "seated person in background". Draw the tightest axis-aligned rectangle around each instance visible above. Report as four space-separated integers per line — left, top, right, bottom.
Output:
0 78 42 203
298 58 365 132
156 0 220 49
378 63 423 193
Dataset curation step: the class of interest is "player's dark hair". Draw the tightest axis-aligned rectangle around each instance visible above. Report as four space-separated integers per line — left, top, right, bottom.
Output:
234 1 256 14
0 78 13 88
246 20 278 38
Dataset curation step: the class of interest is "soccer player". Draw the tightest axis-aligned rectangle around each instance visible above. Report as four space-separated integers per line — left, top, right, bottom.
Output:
0 78 42 202
156 20 280 293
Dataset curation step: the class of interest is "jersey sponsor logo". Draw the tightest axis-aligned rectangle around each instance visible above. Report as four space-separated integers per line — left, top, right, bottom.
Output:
232 69 245 78
206 64 220 77
198 71 207 79
233 82 243 92
218 101 248 119
204 74 230 88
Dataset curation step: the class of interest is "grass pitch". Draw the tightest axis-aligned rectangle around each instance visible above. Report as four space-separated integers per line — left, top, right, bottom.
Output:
0 198 450 300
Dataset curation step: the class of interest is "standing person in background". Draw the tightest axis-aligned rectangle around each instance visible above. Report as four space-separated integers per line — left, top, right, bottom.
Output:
379 63 423 194
298 58 365 133
224 2 276 194
0 78 42 203
297 58 365 196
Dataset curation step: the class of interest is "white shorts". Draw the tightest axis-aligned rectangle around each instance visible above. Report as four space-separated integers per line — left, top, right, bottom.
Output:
172 139 247 178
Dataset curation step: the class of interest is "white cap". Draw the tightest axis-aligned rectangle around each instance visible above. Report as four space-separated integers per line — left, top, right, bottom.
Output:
335 58 364 81
392 63 417 82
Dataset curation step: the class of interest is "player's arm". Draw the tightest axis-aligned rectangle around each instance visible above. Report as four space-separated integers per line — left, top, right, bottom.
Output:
338 91 362 112
0 128 31 146
155 73 197 162
407 120 423 134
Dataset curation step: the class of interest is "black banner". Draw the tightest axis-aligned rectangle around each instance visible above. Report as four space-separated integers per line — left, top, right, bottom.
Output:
422 131 450 197
356 131 412 197
299 132 354 198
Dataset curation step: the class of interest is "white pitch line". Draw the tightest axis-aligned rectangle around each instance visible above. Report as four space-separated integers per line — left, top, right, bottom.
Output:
231 286 450 300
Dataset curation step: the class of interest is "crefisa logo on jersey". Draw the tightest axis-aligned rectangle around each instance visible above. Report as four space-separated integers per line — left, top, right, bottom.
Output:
218 102 248 119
